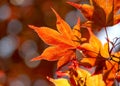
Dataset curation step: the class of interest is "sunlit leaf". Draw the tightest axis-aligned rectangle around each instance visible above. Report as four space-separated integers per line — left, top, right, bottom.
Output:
57 50 75 69
28 25 73 46
103 61 118 86
69 67 105 86
114 14 120 24
31 46 67 61
48 77 71 86
29 9 83 69
88 74 106 86
100 43 110 58
78 27 101 58
67 2 93 20
51 8 73 41
67 0 120 30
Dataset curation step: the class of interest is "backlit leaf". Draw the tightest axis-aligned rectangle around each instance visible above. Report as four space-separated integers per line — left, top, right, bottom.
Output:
29 9 83 69
29 25 73 46
31 46 67 61
48 77 71 86
52 8 73 41
57 50 75 69
67 2 93 20
67 0 120 30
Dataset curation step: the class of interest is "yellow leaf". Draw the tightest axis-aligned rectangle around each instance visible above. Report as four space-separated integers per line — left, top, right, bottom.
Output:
48 77 70 86
87 74 106 86
70 67 105 86
100 43 110 58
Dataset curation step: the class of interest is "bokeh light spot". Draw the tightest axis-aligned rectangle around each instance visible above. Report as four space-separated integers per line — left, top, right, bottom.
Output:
0 4 11 21
9 79 24 86
10 0 33 6
17 74 31 86
0 35 19 58
33 79 49 86
7 19 23 35
10 0 25 6
19 40 40 68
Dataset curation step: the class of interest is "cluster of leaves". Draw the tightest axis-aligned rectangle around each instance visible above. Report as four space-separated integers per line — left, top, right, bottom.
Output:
29 0 120 86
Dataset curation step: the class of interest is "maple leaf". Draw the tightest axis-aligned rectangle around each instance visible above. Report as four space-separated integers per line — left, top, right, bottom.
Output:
77 27 120 85
69 60 105 86
48 60 105 86
102 60 118 86
78 27 103 66
68 62 105 86
67 0 120 30
29 8 85 69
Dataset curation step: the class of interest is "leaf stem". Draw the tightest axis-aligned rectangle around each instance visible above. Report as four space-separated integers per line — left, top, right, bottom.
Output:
104 27 110 53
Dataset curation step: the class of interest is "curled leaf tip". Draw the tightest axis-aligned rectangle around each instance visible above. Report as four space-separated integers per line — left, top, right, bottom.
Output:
51 8 60 19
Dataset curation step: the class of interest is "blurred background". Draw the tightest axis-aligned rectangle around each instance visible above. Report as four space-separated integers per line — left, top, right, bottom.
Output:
0 0 90 86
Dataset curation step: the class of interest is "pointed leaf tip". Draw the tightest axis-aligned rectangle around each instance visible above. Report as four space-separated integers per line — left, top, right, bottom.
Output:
77 17 80 25
28 25 38 30
30 58 36 62
66 1 82 9
31 56 42 62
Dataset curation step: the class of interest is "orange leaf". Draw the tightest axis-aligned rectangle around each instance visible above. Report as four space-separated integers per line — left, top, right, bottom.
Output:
80 57 96 67
114 0 120 13
67 0 120 30
92 0 106 28
103 61 118 86
29 25 73 47
31 46 67 61
67 2 94 20
72 18 85 46
72 18 81 39
29 8 82 69
87 28 102 53
57 50 75 69
78 28 101 57
114 14 120 24
52 8 74 42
